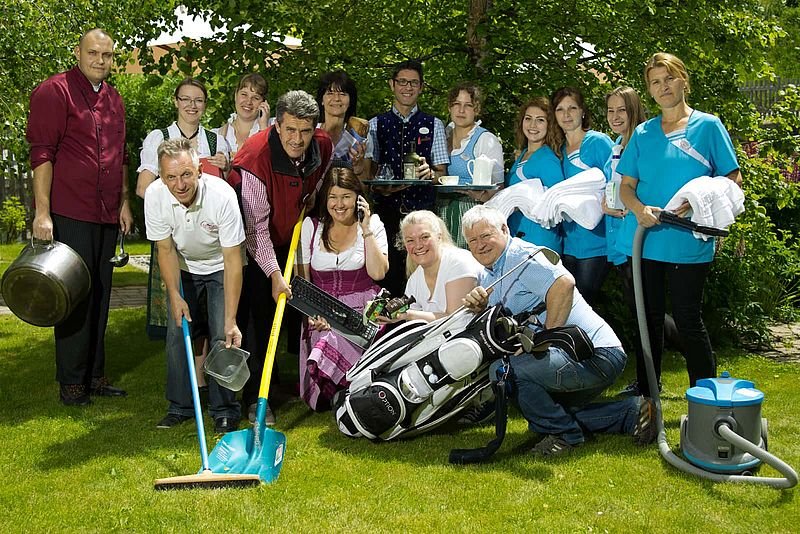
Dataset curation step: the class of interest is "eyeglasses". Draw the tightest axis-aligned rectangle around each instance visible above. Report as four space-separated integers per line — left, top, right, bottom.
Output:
393 78 421 88
176 96 206 107
324 89 348 98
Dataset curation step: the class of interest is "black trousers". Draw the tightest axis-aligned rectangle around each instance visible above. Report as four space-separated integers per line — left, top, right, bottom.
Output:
238 246 301 407
51 214 117 385
561 254 609 307
637 258 714 391
376 206 408 298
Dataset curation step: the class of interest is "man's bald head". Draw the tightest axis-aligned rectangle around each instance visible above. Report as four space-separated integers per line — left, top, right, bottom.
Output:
79 28 114 47
74 29 115 86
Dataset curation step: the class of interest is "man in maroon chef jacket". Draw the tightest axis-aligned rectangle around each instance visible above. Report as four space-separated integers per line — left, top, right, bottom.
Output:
26 28 134 406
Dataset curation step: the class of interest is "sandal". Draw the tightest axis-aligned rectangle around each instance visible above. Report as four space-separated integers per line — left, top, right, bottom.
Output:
632 396 657 445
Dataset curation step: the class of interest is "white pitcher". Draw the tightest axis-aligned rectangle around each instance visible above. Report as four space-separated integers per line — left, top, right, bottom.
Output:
468 154 494 185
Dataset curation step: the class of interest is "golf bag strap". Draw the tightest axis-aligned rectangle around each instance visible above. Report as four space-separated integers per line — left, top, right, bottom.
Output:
448 367 509 465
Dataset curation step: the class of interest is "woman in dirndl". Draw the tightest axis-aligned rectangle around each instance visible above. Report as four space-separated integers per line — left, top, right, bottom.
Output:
136 78 229 341
297 163 389 410
436 82 504 247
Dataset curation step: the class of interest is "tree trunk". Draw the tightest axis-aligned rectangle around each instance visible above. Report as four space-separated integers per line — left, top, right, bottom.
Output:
467 0 491 76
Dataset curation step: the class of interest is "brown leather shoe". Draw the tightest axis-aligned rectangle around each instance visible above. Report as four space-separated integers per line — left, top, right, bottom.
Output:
90 376 127 397
60 383 91 406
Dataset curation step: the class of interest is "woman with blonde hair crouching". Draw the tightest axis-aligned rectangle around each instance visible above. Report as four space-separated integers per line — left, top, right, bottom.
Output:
386 210 482 323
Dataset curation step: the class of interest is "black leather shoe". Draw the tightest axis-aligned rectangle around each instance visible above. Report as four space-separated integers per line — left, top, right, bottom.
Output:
90 376 127 397
214 416 240 434
156 413 192 429
60 383 91 406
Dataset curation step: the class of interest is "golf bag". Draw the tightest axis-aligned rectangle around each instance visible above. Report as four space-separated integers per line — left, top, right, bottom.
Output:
333 304 523 441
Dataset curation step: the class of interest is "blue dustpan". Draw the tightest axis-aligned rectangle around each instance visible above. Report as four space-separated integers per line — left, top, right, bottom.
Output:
207 399 285 482
207 210 304 483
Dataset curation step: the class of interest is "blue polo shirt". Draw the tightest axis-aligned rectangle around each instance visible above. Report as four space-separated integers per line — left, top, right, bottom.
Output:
616 111 739 264
479 237 621 348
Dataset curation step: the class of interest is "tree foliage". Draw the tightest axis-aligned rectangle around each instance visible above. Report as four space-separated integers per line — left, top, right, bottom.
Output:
0 0 176 155
134 0 783 149
759 0 800 79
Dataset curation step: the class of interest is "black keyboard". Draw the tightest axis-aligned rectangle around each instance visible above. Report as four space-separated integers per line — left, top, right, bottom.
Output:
288 276 378 349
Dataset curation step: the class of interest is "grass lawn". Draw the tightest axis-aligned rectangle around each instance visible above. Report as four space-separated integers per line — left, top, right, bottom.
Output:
0 240 150 287
0 307 797 532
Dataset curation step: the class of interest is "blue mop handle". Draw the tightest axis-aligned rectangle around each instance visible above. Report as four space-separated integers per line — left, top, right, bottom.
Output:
180 285 211 472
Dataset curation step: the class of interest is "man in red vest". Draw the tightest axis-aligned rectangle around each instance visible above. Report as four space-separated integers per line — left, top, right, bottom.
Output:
228 90 333 424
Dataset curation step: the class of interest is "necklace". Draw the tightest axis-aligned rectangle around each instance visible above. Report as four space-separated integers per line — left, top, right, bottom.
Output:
177 125 200 140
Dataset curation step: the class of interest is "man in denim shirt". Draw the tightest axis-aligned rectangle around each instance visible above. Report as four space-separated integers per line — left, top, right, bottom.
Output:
461 205 656 457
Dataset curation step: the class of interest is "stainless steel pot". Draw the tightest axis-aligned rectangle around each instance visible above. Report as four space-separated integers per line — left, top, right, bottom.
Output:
1 239 91 326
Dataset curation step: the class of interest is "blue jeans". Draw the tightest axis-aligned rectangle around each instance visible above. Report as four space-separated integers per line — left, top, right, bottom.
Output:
165 270 240 419
492 346 639 445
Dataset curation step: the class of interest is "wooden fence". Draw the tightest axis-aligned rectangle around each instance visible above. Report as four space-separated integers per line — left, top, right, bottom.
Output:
739 78 800 115
0 149 32 213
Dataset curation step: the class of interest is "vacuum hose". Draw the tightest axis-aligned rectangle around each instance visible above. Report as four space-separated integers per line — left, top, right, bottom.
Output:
632 214 797 488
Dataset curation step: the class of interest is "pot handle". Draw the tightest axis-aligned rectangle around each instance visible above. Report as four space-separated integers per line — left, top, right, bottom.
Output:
31 237 55 250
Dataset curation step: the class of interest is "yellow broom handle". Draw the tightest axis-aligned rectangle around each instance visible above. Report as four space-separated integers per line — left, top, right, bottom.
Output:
258 208 305 399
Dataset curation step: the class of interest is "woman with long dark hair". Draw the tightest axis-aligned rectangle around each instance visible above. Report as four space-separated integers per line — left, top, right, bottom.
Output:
505 96 565 254
297 163 389 410
552 87 613 305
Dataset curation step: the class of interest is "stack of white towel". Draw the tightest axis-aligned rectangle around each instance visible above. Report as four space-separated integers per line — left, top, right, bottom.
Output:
664 175 745 240
484 178 545 220
486 170 744 239
486 168 606 230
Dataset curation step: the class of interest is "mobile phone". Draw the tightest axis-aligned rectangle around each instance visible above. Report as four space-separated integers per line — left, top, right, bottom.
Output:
357 196 365 222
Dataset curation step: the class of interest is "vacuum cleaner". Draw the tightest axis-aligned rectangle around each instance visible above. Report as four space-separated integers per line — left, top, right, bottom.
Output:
632 211 797 488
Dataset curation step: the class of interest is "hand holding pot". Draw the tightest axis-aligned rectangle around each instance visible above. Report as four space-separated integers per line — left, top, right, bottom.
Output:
33 212 53 241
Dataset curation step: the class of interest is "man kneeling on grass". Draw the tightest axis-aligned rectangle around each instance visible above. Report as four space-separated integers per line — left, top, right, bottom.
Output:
461 205 656 457
145 138 245 434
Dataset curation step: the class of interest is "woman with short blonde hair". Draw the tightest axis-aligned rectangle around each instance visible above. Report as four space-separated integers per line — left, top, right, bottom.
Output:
617 52 742 396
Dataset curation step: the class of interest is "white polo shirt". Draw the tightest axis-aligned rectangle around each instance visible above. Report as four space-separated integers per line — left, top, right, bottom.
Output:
144 174 245 275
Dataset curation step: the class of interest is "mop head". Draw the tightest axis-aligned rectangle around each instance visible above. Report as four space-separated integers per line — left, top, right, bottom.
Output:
154 470 261 490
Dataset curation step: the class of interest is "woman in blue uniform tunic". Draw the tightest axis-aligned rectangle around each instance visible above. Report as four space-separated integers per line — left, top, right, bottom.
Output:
618 52 742 393
552 87 614 305
505 96 564 254
603 86 649 396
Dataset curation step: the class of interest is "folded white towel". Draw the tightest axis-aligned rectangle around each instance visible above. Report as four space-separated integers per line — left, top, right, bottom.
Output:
487 169 606 230
664 175 745 240
531 168 606 230
485 179 545 219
